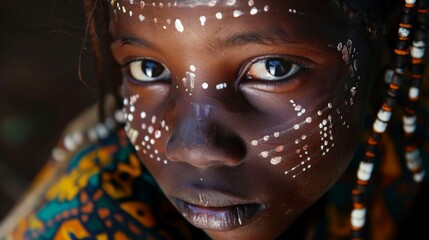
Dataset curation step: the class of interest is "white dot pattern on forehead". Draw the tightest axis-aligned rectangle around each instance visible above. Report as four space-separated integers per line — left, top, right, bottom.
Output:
111 0 271 33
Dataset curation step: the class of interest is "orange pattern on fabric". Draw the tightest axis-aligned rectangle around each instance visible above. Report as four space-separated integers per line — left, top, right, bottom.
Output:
53 219 90 240
102 154 142 199
120 201 157 228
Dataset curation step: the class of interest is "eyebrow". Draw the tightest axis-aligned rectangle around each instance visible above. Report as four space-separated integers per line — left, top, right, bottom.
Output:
210 26 301 50
113 34 164 54
113 26 301 53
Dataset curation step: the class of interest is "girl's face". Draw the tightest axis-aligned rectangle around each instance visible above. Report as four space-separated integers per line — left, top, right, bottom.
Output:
110 0 375 239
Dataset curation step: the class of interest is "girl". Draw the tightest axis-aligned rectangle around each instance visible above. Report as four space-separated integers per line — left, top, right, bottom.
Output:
1 0 427 239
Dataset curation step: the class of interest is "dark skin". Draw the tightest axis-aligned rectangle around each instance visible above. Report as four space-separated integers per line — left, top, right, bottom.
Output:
110 0 376 239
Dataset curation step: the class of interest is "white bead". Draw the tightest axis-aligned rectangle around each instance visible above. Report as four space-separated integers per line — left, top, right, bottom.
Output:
71 132 83 145
377 109 392 122
87 128 98 142
406 151 422 171
96 123 109 139
64 135 77 151
414 170 425 182
409 87 420 99
105 118 116 131
405 0 416 4
403 115 417 125
407 157 422 171
411 46 425 58
398 27 410 37
373 119 387 133
114 110 125 123
52 147 66 162
403 123 416 134
384 69 394 84
351 208 366 228
357 162 374 181
406 149 420 161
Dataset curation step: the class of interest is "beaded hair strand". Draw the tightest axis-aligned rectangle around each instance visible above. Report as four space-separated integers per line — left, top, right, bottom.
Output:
351 0 427 239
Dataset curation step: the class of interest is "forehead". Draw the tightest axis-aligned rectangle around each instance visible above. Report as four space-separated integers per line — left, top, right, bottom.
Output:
109 0 349 45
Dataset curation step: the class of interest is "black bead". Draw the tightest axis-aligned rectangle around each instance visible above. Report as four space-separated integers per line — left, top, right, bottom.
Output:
395 55 409 67
411 63 425 74
391 72 404 85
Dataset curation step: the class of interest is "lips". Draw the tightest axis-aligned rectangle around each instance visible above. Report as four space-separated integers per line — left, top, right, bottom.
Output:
172 189 262 231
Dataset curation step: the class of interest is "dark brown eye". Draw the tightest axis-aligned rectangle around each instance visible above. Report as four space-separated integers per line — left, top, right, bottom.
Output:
129 59 171 82
246 58 300 81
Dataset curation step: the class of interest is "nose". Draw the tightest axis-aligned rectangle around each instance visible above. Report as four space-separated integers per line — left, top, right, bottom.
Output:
165 103 246 168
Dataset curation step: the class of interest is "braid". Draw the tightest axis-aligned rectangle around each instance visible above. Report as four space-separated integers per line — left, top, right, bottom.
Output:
351 0 427 239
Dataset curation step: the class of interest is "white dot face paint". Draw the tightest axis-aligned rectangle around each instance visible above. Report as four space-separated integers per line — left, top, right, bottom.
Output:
245 37 363 179
250 7 258 15
175 19 185 32
111 0 271 33
121 93 172 165
199 16 207 26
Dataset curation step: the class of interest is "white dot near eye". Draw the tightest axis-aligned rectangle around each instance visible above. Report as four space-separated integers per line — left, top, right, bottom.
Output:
175 19 184 32
250 7 258 15
190 65 196 72
202 82 209 89
215 12 223 19
294 124 300 130
199 16 206 26
261 151 269 158
233 10 244 18
264 5 270 12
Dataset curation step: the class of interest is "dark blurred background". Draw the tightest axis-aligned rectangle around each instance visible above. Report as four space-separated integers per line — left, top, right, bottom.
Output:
0 1 97 220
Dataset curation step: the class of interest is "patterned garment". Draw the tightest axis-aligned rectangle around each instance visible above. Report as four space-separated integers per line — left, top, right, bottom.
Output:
6 129 207 240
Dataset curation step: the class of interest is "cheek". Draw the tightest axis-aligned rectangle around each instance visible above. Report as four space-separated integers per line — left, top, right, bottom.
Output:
122 82 172 166
248 38 367 184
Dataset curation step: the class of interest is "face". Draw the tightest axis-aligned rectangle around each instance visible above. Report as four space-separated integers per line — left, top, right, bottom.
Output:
109 0 376 239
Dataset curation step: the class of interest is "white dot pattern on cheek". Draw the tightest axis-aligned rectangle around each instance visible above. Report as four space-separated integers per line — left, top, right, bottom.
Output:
249 38 362 179
123 94 171 165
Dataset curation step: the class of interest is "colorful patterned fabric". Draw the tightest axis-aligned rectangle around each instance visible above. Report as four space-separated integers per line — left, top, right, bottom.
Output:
7 129 207 240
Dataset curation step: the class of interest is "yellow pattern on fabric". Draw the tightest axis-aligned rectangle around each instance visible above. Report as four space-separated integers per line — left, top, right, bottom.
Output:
45 145 119 201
